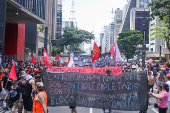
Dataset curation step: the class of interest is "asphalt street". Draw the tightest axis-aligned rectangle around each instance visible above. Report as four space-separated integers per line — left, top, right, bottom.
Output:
0 87 159 113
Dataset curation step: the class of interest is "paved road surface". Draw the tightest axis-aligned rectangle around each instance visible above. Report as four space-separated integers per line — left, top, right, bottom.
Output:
0 87 159 113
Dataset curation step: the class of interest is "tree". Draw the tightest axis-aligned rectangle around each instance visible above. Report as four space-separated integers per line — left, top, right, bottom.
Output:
67 46 86 53
148 0 170 25
149 19 170 50
148 0 170 50
52 46 61 57
117 30 143 61
37 25 45 33
61 27 95 52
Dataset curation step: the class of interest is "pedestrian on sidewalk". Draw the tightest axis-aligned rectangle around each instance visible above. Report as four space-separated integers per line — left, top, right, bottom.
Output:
149 83 169 113
166 74 170 113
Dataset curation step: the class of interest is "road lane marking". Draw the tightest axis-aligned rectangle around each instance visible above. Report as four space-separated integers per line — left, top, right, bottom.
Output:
152 108 158 113
90 108 92 113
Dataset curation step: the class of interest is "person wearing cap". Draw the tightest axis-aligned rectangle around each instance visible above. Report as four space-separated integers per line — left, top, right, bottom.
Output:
148 70 155 106
33 82 47 113
149 84 169 113
23 74 41 113
3 79 22 113
166 74 170 113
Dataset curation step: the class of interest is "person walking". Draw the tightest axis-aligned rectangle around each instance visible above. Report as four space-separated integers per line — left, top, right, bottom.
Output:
149 84 169 113
23 74 41 113
3 79 22 113
33 82 47 113
1 69 12 111
166 74 170 113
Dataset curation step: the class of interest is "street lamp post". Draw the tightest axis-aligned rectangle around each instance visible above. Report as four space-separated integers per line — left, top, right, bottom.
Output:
142 21 146 68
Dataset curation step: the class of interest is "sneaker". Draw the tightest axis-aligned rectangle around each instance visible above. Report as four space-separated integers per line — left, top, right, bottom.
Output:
102 109 105 113
109 110 113 113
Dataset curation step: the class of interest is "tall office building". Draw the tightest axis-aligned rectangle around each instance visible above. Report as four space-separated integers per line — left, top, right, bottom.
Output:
56 0 62 38
102 26 108 54
109 22 115 48
114 8 122 42
130 8 150 44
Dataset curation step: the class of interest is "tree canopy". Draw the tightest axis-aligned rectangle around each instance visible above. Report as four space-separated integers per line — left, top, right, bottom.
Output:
37 25 45 33
61 27 95 47
52 46 61 57
117 30 143 60
149 20 170 50
148 0 170 24
67 46 86 54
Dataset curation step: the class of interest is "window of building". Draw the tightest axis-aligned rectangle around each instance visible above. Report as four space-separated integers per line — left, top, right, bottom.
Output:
151 48 153 52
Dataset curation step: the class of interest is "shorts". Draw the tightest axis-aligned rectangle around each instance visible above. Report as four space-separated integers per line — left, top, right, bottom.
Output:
23 95 33 111
148 85 153 93
11 100 19 109
70 106 76 109
168 101 170 110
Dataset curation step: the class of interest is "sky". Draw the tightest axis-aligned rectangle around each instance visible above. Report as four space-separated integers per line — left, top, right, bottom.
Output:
63 0 127 49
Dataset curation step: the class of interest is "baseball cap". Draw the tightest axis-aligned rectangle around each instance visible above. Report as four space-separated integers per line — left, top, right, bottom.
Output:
35 74 41 79
148 70 151 73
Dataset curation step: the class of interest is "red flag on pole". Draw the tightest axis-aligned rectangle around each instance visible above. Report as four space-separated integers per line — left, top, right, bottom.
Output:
109 43 117 65
8 63 17 80
31 56 35 64
55 54 61 60
92 43 100 63
43 48 51 68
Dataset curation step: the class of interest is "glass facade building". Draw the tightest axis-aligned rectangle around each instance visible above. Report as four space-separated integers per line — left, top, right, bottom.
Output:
14 0 46 19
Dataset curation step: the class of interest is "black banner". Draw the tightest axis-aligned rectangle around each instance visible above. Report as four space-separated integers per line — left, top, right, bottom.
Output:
43 71 148 111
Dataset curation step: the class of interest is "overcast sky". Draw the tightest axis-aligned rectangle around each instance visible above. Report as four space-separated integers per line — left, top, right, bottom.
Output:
63 0 127 49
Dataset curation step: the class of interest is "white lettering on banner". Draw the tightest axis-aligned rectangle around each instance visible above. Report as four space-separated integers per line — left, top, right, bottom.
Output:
44 72 147 111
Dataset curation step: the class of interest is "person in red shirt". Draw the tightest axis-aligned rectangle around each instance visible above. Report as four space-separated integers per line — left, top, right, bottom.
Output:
163 62 168 71
0 67 4 98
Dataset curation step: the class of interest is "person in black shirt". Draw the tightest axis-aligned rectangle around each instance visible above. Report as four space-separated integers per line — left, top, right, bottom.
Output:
102 69 113 113
18 75 26 113
1 70 12 110
3 79 22 113
23 74 41 113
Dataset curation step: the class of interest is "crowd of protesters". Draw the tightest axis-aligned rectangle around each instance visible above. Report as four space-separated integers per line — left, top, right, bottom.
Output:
2 59 170 113
0 61 47 113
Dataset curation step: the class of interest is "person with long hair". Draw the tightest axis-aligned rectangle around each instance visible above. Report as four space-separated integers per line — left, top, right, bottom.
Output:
149 84 169 113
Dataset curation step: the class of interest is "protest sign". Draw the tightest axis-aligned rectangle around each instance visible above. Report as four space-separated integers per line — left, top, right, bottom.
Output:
43 71 148 111
50 66 123 76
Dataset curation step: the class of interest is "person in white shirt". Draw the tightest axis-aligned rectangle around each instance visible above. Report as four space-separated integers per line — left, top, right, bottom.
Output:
166 74 170 113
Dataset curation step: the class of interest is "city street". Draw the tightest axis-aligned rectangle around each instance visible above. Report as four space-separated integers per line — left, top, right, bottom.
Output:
0 88 159 113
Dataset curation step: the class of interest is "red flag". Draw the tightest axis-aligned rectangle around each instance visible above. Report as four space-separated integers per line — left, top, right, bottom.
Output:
109 43 117 65
43 48 51 68
31 56 35 64
92 43 100 63
8 63 17 80
55 54 61 60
